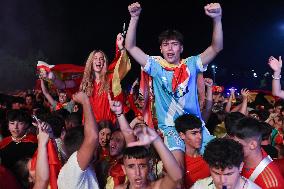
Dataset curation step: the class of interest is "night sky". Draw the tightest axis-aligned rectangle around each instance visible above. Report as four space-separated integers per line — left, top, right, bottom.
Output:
0 0 284 91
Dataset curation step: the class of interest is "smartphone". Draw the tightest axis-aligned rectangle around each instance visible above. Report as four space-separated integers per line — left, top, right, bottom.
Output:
32 115 40 123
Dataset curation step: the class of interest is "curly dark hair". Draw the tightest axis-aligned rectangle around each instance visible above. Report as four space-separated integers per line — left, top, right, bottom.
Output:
203 138 244 170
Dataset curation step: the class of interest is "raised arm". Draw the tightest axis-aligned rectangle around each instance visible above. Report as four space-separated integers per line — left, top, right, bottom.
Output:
108 94 136 144
268 56 284 98
202 78 214 123
73 92 98 171
125 2 148 67
225 88 235 113
40 79 56 106
239 88 249 115
33 122 50 189
200 3 223 66
128 127 183 189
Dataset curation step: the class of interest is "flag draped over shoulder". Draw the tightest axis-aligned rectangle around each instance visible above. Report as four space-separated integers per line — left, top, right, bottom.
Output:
140 71 155 128
139 57 190 129
31 140 62 189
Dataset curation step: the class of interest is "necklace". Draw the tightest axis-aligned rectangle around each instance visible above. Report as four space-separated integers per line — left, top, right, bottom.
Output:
241 177 247 189
11 134 27 144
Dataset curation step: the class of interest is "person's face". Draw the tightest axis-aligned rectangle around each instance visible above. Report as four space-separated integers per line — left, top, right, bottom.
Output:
92 52 106 73
99 128 111 147
231 137 252 158
109 131 125 157
12 102 22 110
275 106 282 114
210 166 241 189
39 68 47 78
58 92 67 103
8 120 28 139
160 39 183 65
268 108 274 114
180 128 202 150
123 158 149 188
273 116 283 130
26 96 33 105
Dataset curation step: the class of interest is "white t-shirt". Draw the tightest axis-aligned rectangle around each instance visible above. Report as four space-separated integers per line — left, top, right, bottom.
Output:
57 151 99 189
191 176 261 189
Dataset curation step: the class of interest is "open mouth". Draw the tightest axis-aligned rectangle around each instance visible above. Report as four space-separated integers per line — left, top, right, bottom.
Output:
166 53 175 58
134 178 143 185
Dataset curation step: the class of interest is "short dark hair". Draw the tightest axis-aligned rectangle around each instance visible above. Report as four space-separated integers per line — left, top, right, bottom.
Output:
259 122 273 140
7 109 31 126
65 112 82 128
224 112 245 136
257 109 270 122
175 114 202 134
203 138 244 170
98 120 114 132
158 29 184 45
64 126 84 157
44 113 65 138
123 146 150 160
230 117 262 141
12 158 31 189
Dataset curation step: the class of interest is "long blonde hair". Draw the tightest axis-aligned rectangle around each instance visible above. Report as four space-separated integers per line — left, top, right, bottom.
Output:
79 50 110 96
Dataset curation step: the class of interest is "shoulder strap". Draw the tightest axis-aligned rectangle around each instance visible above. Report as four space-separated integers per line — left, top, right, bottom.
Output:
249 155 273 181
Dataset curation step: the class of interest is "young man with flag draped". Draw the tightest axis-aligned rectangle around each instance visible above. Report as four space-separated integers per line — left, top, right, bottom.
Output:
125 2 223 172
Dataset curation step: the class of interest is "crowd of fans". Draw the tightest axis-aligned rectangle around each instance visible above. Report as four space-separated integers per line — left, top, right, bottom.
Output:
1 2 284 189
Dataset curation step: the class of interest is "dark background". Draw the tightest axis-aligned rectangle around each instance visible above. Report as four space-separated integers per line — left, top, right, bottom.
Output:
0 0 284 91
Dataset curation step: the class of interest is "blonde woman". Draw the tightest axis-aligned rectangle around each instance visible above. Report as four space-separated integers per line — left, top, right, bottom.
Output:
80 33 131 124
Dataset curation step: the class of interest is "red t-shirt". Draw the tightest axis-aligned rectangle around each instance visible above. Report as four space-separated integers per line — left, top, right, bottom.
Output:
89 77 116 124
241 150 284 189
184 154 210 188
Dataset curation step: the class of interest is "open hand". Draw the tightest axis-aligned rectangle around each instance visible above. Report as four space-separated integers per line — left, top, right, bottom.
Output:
268 56 282 73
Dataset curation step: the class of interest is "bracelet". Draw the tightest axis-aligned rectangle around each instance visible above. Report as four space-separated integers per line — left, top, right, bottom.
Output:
272 75 281 80
119 47 126 51
116 112 123 117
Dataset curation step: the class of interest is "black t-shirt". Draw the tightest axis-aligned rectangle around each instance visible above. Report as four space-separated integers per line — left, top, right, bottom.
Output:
0 141 37 169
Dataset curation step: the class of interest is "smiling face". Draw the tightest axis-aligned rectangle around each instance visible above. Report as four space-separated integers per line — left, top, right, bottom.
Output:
92 51 106 73
123 158 149 188
160 39 183 65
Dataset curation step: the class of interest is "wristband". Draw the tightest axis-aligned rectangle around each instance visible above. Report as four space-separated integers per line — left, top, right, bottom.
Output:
272 75 281 80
